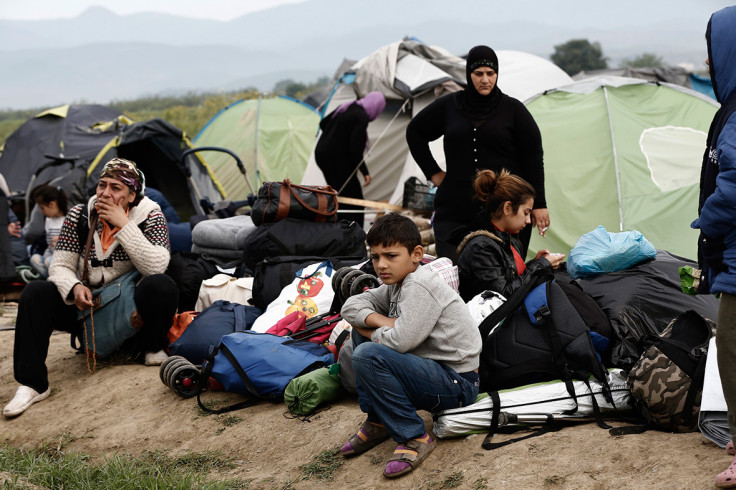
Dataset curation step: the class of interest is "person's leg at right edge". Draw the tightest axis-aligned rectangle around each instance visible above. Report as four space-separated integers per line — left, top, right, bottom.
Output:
6 280 78 417
716 293 736 487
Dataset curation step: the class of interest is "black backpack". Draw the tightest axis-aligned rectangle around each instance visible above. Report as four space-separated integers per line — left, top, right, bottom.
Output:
479 279 610 394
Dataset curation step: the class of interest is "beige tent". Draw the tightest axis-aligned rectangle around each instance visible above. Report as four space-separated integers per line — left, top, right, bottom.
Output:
300 40 573 212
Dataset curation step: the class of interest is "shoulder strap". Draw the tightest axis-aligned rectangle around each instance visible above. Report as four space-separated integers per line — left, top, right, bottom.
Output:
478 273 552 338
80 205 95 285
233 305 247 333
678 351 708 427
196 342 279 415
481 391 566 450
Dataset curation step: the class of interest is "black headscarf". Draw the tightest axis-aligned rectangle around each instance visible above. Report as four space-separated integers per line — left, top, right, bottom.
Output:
458 45 504 120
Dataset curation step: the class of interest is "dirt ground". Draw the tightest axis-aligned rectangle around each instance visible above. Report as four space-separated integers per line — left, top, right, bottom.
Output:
0 301 730 489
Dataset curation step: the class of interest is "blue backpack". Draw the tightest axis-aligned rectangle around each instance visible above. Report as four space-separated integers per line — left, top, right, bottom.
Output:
168 300 262 364
197 330 335 414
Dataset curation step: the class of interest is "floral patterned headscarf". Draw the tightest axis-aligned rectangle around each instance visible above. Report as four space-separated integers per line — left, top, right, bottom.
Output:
100 158 146 197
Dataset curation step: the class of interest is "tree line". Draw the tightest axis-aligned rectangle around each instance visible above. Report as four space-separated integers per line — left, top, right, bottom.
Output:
550 39 668 76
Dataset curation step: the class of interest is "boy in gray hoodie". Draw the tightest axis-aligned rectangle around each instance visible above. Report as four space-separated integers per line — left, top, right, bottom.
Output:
340 213 481 478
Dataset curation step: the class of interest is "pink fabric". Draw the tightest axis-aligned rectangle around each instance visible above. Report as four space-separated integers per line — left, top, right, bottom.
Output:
333 91 386 121
266 310 306 336
355 91 387 121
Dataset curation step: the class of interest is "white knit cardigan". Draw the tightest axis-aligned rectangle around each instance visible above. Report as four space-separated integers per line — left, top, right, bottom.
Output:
49 195 171 305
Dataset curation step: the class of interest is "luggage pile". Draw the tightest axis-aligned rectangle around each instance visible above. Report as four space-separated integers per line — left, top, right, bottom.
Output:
156 189 722 451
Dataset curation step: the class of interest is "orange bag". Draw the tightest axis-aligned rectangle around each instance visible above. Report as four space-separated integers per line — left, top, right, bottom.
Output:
167 311 198 346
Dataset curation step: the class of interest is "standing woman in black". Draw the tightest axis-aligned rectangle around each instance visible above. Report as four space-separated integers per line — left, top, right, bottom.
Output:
315 91 386 228
406 45 549 263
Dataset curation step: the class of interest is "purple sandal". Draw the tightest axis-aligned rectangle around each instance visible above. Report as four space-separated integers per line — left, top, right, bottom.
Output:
383 433 437 478
341 421 389 457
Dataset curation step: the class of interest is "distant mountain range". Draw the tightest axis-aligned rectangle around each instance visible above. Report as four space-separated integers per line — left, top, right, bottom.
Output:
0 0 722 110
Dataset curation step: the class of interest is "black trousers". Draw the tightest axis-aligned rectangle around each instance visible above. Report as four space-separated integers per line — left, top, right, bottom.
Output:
13 274 178 393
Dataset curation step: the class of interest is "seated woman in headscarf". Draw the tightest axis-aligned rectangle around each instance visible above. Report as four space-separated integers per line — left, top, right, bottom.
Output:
3 158 179 418
456 169 563 302
315 91 386 228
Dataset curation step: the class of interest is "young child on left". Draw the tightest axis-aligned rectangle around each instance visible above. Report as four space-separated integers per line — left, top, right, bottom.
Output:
29 184 68 278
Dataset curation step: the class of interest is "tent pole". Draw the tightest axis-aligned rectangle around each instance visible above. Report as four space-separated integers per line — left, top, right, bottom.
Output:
253 94 261 191
337 99 410 195
603 85 624 232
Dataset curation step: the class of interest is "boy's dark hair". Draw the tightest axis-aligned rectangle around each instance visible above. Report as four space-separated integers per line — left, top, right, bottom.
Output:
366 213 421 252
30 183 68 215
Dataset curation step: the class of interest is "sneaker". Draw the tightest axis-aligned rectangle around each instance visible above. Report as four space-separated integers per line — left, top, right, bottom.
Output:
3 385 51 417
144 350 169 366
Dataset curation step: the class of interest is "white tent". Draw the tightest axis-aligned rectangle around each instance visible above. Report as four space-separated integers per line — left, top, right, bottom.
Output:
300 40 573 211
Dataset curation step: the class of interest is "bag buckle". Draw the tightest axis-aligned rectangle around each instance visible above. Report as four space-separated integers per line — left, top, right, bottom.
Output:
534 305 551 324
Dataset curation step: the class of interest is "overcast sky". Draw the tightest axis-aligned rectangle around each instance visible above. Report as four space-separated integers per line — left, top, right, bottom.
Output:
2 0 732 25
0 0 307 21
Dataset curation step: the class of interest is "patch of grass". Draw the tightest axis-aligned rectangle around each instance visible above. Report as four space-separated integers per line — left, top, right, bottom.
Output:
369 454 383 465
474 476 489 489
439 471 465 488
219 478 253 489
299 449 342 481
0 441 247 489
221 415 243 427
280 478 299 489
144 448 236 473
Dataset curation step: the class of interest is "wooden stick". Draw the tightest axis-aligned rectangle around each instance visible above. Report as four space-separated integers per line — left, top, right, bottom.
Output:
337 196 407 212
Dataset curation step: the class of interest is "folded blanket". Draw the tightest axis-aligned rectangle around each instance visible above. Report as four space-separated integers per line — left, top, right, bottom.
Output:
192 215 256 250
191 244 244 260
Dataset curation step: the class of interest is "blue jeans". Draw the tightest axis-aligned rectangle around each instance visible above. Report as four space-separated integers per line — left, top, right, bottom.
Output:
352 332 479 443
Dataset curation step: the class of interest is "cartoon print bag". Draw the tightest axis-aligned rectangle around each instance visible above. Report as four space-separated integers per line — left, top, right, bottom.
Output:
250 260 336 333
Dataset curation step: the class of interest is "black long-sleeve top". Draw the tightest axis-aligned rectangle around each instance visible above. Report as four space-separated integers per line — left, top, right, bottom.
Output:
314 104 370 187
406 91 545 223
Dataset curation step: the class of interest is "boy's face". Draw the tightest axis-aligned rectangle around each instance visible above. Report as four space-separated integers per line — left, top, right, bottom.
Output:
370 242 423 285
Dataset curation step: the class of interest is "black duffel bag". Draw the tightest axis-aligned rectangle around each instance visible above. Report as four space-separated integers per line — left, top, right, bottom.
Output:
250 179 338 226
243 218 367 272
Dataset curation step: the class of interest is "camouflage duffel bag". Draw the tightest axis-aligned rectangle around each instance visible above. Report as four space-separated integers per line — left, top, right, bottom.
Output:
627 310 715 432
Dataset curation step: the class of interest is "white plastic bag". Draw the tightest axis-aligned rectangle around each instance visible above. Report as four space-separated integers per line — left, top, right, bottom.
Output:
250 261 336 333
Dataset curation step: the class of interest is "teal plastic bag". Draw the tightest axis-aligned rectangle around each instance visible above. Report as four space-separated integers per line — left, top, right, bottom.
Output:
567 226 657 279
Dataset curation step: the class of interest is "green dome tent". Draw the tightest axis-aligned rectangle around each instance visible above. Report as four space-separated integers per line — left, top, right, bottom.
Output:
193 95 320 199
526 77 719 261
